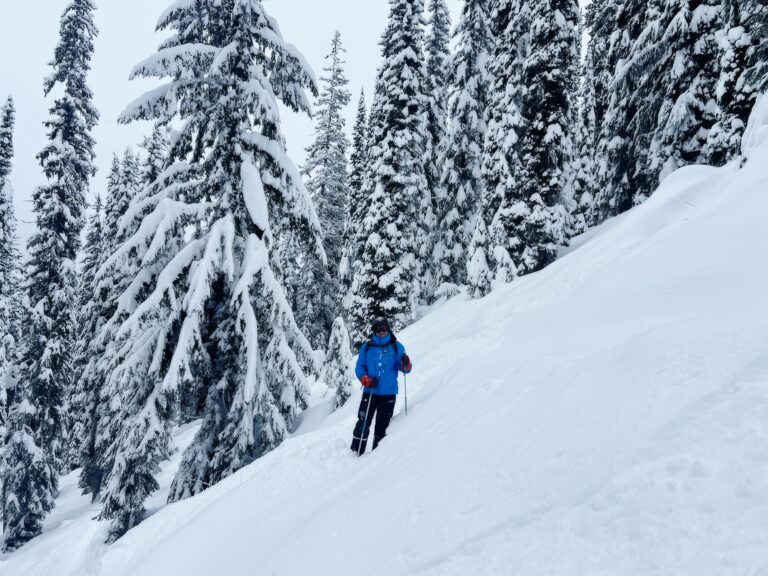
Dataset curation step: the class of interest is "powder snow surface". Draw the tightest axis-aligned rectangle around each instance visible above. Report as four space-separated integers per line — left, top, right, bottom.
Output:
3 143 768 575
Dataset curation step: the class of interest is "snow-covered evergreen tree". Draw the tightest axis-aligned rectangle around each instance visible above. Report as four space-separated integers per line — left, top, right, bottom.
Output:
0 96 14 195
747 0 767 89
3 0 98 549
339 90 368 302
347 0 430 331
117 149 143 215
434 0 492 298
592 0 722 216
472 0 578 288
345 85 384 344
140 124 168 186
347 90 369 218
0 98 21 531
69 153 141 477
93 160 180 534
584 0 755 219
0 96 20 438
571 74 596 237
632 0 721 197
99 0 322 540
512 0 578 272
1 388 56 552
572 0 615 232
466 214 492 298
74 150 143 499
66 192 106 472
590 0 647 223
471 0 526 297
27 0 98 468
705 0 758 164
302 32 350 268
321 317 355 410
344 63 395 323
297 31 351 349
422 0 452 296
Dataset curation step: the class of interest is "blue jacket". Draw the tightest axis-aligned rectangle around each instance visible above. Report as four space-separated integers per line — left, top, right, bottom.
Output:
355 334 412 396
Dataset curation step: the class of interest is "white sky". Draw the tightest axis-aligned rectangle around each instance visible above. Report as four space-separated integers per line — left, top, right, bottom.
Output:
0 0 465 244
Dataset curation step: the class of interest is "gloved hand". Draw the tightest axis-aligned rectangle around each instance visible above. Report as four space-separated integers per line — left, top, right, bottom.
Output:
401 354 412 372
361 375 377 388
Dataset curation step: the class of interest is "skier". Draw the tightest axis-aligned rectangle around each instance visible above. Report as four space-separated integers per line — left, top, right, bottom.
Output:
350 319 412 455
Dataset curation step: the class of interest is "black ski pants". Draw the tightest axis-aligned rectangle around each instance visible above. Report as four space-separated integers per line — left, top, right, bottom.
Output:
350 393 396 454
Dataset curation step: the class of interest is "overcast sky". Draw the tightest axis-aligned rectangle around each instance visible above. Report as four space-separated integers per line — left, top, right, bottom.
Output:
0 0 468 244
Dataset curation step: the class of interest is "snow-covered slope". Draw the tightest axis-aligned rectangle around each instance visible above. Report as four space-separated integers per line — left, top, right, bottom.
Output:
4 103 768 576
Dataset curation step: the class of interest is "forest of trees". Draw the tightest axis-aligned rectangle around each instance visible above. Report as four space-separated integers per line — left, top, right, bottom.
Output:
0 0 766 552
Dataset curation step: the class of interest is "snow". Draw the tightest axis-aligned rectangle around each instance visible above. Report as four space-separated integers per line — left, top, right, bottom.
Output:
129 44 218 81
240 159 270 235
741 93 768 158
3 124 768 574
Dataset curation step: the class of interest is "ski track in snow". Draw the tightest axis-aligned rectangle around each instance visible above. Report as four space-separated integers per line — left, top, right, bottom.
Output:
3 145 768 575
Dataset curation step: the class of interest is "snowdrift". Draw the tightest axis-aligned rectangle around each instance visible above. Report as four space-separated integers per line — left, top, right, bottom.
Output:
3 101 768 575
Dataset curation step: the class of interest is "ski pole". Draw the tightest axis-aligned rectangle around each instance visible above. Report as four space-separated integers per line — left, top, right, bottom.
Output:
357 391 373 456
404 372 408 416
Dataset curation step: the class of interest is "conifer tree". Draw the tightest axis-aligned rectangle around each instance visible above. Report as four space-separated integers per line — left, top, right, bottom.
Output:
0 96 20 436
66 192 106 472
348 0 430 331
434 0 492 298
349 91 368 199
0 98 21 529
75 151 142 499
321 317 355 410
512 0 578 272
471 0 526 297
1 385 56 552
632 0 721 197
422 0 452 295
3 0 98 549
572 0 614 232
99 0 322 540
571 69 597 236
466 215 492 298
345 80 384 344
339 90 368 302
69 153 142 479
26 0 98 468
472 0 578 289
140 124 169 186
0 96 14 194
743 0 767 93
87 155 173 511
704 0 757 164
591 0 647 224
298 31 351 349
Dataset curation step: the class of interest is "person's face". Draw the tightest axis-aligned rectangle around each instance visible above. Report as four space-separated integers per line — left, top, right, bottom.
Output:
375 327 389 337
